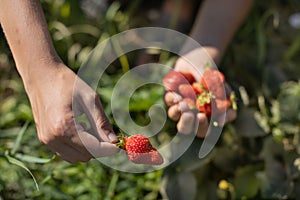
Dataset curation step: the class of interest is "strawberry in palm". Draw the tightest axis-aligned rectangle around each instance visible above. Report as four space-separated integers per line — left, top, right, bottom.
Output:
117 134 163 165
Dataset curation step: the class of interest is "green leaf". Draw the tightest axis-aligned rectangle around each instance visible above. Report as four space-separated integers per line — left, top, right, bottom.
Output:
104 171 119 200
105 2 121 21
5 151 39 191
234 166 260 198
284 33 300 61
11 121 29 155
15 153 53 164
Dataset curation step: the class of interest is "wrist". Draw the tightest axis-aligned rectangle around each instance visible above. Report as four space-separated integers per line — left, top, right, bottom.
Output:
174 47 222 81
21 60 67 94
202 46 222 65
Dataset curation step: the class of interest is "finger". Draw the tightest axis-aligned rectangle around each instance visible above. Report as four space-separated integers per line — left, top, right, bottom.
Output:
54 143 92 163
46 138 93 163
226 109 237 123
66 123 119 157
82 94 117 143
76 130 120 157
164 92 182 107
93 96 118 142
196 113 209 138
178 101 190 112
168 104 181 121
177 112 195 135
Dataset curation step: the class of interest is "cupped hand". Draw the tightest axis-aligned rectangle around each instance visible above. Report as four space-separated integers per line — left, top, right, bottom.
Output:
164 48 237 137
25 64 119 163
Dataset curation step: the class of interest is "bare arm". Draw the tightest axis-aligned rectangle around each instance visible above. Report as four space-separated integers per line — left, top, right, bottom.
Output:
190 0 254 63
0 0 119 163
0 0 61 87
167 0 254 136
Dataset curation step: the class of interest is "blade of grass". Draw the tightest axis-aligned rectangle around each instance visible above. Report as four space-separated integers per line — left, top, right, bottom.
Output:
104 171 119 200
11 121 29 155
256 9 279 67
5 150 39 191
110 30 130 73
284 33 300 61
15 153 54 164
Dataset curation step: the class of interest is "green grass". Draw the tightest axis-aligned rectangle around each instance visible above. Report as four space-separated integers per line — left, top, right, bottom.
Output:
1 0 300 199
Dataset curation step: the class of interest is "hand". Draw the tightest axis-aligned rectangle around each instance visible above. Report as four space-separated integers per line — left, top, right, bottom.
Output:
164 48 237 137
25 64 119 163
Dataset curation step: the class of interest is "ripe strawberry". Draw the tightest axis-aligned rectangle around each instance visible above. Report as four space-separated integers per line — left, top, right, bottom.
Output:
201 68 226 99
178 84 197 99
192 82 205 95
181 72 196 84
117 134 163 165
163 71 195 92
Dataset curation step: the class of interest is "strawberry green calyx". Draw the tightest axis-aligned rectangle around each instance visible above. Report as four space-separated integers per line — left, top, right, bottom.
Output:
116 134 126 149
197 91 212 106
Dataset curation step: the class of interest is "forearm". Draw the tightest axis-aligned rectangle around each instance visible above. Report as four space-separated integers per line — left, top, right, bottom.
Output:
0 0 62 85
190 0 254 64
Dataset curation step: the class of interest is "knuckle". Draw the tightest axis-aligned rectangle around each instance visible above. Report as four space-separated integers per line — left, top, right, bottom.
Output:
52 115 74 137
96 117 110 130
168 105 181 121
165 92 182 106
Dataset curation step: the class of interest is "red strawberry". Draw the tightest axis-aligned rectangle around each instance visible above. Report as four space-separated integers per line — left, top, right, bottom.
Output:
201 68 226 99
117 134 163 165
192 82 205 95
181 72 196 84
163 71 195 92
178 84 197 99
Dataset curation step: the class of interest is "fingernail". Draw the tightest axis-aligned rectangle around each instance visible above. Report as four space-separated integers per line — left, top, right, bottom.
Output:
108 133 118 143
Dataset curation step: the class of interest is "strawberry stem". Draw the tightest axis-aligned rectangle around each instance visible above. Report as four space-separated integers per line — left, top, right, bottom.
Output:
116 131 127 149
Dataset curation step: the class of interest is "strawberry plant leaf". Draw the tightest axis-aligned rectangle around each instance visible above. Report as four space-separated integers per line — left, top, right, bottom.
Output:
233 165 260 199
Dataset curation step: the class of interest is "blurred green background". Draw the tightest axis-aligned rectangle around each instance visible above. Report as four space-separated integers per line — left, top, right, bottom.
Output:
0 0 300 199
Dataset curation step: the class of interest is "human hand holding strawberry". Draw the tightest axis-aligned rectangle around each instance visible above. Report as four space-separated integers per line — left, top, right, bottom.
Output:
164 48 237 137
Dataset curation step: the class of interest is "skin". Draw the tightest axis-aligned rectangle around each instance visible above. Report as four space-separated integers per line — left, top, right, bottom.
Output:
0 0 119 163
0 0 253 162
164 0 254 137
